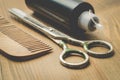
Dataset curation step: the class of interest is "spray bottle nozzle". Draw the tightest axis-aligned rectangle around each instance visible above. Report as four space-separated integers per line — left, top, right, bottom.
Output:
94 23 103 30
78 10 103 32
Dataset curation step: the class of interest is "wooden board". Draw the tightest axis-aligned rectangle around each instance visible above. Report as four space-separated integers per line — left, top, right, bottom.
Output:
0 0 120 80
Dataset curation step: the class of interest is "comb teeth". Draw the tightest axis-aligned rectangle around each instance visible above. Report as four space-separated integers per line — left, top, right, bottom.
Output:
0 17 52 60
0 25 52 53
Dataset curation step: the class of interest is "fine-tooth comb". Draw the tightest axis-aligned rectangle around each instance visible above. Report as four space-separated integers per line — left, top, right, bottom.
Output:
0 17 52 61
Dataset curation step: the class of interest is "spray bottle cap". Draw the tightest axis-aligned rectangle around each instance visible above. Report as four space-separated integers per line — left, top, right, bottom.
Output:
78 10 103 32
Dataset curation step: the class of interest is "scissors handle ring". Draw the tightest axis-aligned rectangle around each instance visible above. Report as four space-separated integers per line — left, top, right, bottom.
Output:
84 40 114 58
59 49 89 69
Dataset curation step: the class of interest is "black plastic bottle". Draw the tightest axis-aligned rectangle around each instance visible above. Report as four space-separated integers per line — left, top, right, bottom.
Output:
25 0 102 33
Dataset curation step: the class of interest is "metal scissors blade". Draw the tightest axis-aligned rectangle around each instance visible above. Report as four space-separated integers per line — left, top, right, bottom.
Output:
9 8 69 40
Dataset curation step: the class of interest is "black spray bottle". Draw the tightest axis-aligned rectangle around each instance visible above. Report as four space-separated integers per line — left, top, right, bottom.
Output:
25 0 102 33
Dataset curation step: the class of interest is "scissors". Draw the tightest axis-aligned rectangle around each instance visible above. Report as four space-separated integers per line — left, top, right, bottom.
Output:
9 8 113 69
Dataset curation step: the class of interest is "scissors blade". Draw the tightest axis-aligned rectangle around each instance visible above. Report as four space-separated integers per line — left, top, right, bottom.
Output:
9 8 83 46
9 8 69 40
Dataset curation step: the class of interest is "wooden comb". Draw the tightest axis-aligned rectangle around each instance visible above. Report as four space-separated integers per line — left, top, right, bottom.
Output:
0 17 52 61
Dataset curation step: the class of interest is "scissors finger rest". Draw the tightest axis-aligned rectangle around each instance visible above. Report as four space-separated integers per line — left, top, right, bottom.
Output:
84 40 113 58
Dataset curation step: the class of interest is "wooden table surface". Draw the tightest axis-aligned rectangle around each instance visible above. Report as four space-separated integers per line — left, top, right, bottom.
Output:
0 0 120 80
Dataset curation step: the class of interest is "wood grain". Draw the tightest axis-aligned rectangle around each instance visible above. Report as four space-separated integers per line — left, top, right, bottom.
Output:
0 0 120 80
